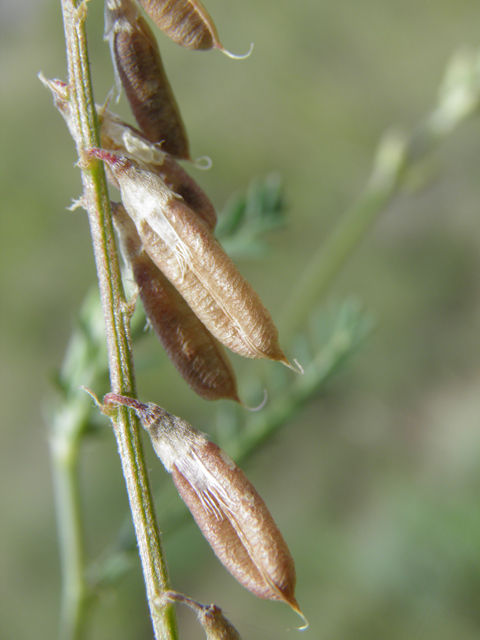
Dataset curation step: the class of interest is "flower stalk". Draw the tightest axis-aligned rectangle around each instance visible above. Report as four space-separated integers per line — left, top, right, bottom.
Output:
55 1 178 638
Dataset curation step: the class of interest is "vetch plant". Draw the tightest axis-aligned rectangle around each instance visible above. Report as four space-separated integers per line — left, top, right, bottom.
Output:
42 1 480 638
45 1 304 638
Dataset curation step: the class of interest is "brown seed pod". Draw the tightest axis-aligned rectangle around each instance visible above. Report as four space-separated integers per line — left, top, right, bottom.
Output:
100 109 217 230
105 0 190 158
90 149 294 367
137 0 220 51
157 591 242 640
137 0 253 58
112 202 239 402
103 395 304 620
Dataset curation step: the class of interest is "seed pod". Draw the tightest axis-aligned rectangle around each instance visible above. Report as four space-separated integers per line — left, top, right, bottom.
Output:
157 591 242 640
137 0 252 58
104 394 304 619
137 0 221 51
112 202 239 402
105 0 190 158
100 109 216 230
90 149 293 367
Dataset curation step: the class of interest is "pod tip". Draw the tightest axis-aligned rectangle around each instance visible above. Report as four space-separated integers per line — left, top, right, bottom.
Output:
219 41 254 60
287 597 309 631
281 357 304 375
193 155 213 170
241 388 268 412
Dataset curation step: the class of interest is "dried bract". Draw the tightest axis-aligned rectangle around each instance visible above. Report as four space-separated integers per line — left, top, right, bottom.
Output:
105 0 190 158
158 591 242 640
90 149 293 367
100 109 217 230
39 75 75 136
103 395 303 618
112 202 239 402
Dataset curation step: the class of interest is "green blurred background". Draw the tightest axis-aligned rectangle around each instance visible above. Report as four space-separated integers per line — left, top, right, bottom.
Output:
2 0 480 638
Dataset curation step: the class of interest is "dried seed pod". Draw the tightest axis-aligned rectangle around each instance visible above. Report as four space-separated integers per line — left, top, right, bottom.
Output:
90 149 294 367
105 0 190 158
104 395 304 619
112 201 239 402
137 0 253 58
100 108 217 230
157 591 242 640
137 0 221 51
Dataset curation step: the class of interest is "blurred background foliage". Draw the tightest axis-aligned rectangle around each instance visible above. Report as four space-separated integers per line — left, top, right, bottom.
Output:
2 0 480 639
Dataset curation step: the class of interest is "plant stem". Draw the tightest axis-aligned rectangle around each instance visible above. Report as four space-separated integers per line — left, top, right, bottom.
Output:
280 45 480 342
57 2 178 638
279 131 407 342
51 412 89 640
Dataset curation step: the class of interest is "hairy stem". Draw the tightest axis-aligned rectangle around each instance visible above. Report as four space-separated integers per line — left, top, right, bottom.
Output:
57 2 178 638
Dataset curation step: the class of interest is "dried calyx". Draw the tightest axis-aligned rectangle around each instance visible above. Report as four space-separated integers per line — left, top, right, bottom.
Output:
156 591 242 640
103 394 306 625
99 108 217 230
38 75 74 136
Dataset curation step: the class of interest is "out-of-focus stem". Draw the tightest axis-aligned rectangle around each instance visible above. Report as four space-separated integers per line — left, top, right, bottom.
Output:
279 131 407 342
280 47 480 341
51 413 89 640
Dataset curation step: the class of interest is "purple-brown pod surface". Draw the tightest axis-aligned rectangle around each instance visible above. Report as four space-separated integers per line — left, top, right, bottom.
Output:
105 0 190 158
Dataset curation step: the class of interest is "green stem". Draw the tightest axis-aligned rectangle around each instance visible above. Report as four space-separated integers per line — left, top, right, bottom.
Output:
56 2 178 639
49 291 106 640
279 132 407 342
280 46 480 342
51 414 89 640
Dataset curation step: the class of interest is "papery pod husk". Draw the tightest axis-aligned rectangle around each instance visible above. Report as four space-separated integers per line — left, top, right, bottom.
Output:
172 450 299 609
99 108 216 230
105 0 190 158
103 396 303 618
158 591 242 640
111 202 240 402
137 0 221 51
92 150 292 366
